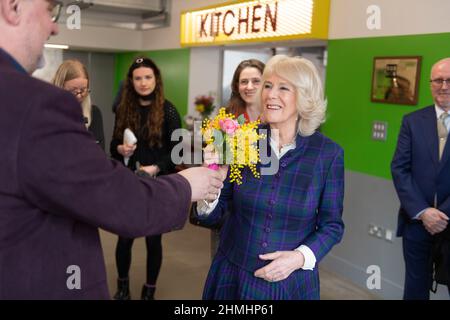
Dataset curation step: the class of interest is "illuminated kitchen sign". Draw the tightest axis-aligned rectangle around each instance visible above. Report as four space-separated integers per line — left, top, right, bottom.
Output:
181 0 330 46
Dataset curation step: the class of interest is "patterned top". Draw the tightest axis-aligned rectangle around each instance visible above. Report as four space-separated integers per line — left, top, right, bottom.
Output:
197 126 345 272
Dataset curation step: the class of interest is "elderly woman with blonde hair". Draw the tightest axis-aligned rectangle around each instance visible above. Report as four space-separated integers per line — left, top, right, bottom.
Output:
194 54 345 300
53 59 105 150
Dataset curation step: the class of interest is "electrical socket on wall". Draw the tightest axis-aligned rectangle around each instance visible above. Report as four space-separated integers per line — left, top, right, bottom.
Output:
368 223 394 243
372 121 388 141
385 229 393 242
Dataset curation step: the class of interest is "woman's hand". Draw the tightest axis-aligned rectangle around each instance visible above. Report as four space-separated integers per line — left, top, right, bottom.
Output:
203 144 220 166
117 143 136 158
140 165 160 177
254 251 305 283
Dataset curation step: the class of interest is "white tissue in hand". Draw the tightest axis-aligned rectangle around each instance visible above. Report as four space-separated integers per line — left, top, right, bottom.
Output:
123 128 137 166
123 128 137 145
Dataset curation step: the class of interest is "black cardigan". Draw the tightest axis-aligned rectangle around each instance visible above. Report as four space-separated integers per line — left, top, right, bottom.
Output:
88 104 105 151
110 100 181 175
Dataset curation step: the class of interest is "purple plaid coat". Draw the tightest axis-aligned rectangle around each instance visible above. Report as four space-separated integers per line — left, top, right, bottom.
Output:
199 128 345 299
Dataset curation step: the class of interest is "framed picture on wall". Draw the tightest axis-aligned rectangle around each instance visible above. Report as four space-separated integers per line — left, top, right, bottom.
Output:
371 56 422 105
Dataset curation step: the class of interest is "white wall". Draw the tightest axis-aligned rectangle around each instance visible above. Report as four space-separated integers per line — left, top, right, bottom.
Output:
329 0 450 39
32 48 64 83
51 23 143 51
187 47 223 117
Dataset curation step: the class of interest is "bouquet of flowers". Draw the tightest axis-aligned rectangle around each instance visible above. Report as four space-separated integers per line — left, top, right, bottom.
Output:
195 94 215 119
201 108 265 185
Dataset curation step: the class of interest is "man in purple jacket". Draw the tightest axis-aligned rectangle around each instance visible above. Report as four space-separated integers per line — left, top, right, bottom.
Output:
0 0 223 299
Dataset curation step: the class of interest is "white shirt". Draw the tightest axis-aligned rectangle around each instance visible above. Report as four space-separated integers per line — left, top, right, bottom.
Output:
197 134 317 271
435 105 450 132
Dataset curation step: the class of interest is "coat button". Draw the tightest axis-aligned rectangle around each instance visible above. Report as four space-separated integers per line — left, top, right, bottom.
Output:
265 227 271 233
281 162 287 168
275 173 281 178
262 242 268 248
269 199 275 205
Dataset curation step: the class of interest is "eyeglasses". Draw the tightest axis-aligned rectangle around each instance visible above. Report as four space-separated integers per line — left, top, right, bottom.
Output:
430 78 450 87
47 0 63 23
68 88 91 97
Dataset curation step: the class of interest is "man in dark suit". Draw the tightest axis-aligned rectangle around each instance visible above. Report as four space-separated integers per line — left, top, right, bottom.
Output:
0 0 223 299
391 57 450 299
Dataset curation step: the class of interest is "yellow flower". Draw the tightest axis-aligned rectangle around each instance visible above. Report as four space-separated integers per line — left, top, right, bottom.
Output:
196 104 205 113
203 128 213 144
201 107 264 185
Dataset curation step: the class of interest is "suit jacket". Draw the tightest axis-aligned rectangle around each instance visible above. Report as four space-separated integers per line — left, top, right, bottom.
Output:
391 105 450 240
0 49 191 299
197 128 345 294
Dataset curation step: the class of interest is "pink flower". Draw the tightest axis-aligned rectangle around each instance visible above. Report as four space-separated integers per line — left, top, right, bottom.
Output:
219 119 239 135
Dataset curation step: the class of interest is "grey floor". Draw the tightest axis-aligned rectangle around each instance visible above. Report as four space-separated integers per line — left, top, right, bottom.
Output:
100 223 379 300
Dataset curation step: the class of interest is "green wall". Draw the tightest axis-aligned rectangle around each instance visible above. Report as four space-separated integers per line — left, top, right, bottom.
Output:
323 32 450 179
114 48 190 119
